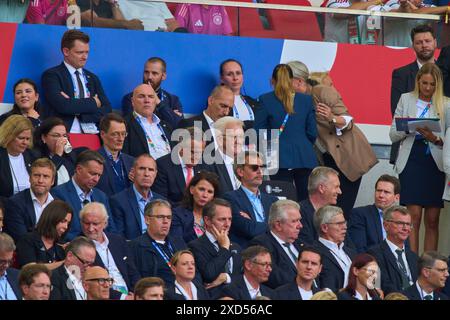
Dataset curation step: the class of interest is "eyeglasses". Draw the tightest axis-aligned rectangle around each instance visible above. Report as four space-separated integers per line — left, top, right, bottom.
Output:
246 164 267 172
326 220 347 227
386 220 413 229
31 283 53 291
251 260 272 268
426 267 449 274
85 278 114 286
47 133 68 139
149 215 172 221
71 251 94 267
0 259 13 266
109 132 128 138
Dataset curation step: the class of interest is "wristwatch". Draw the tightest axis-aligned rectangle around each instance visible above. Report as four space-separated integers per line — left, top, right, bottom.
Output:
330 117 337 125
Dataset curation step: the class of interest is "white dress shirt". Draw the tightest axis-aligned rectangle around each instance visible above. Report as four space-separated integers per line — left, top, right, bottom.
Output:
8 153 30 194
134 112 170 160
174 281 198 300
298 286 313 300
270 231 298 266
386 239 413 286
65 266 86 300
63 61 88 133
30 189 54 223
243 275 261 300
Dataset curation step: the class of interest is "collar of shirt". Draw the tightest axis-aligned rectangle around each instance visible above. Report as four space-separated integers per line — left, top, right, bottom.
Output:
72 178 93 201
104 147 122 163
243 274 260 299
354 290 372 300
174 280 197 300
217 148 234 165
0 270 7 280
270 230 290 247
416 281 434 299
241 185 260 200
132 184 152 203
92 232 109 251
298 286 313 300
203 111 214 128
135 111 161 125
319 237 345 252
205 230 218 246
385 238 405 255
30 189 54 206
64 61 83 77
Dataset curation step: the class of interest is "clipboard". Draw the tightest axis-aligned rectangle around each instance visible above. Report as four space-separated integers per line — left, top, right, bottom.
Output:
395 117 441 132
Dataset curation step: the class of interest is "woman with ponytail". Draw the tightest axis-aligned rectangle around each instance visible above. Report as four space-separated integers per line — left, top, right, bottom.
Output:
254 64 317 201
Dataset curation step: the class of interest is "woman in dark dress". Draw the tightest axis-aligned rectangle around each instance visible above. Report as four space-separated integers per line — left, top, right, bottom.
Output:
16 200 72 270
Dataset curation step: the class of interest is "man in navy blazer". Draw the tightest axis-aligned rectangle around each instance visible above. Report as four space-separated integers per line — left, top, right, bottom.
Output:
224 150 278 248
52 150 115 241
4 158 56 242
313 206 356 292
368 206 418 295
41 29 111 131
128 199 188 285
96 113 134 197
80 202 140 299
249 200 304 289
299 166 342 245
437 45 450 97
122 84 173 159
403 251 449 300
220 245 276 300
275 246 322 300
0 233 22 300
348 174 400 253
389 24 437 163
188 199 242 299
110 154 165 240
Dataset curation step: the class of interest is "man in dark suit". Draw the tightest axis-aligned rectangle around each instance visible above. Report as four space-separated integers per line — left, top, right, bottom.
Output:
4 158 56 242
275 246 322 300
96 113 134 197
122 57 183 128
128 199 188 285
220 245 276 300
299 166 341 245
437 45 450 97
110 154 165 240
50 236 97 300
153 126 206 206
224 150 278 248
0 233 22 300
80 202 140 299
177 85 234 148
368 205 418 295
403 251 449 300
188 199 242 299
52 150 115 241
348 174 400 253
313 206 356 292
122 84 173 159
249 199 304 289
41 29 111 132
390 24 437 164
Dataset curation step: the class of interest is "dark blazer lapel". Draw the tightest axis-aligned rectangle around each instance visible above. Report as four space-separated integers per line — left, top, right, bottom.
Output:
381 241 404 278
268 233 297 274
199 235 219 257
229 243 241 273
98 147 115 193
260 192 274 222
370 205 383 243
127 187 143 232
405 250 418 279
25 190 37 226
237 276 252 300
174 163 186 195
60 63 75 97
61 266 77 300
131 118 150 154
317 241 342 270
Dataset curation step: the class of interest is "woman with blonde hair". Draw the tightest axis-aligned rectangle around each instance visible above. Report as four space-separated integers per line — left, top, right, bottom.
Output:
255 64 317 201
390 62 450 253
0 115 36 198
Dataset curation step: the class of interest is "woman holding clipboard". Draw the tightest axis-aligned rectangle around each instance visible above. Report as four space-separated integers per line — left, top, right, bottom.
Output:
390 63 450 253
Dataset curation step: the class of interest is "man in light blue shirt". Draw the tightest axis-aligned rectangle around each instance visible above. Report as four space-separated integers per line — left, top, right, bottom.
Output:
0 233 21 300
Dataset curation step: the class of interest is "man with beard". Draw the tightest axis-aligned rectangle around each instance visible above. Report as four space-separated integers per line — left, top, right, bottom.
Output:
389 24 437 164
122 57 182 128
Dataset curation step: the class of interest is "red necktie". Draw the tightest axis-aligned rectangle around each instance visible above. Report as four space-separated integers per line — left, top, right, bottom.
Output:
186 166 194 186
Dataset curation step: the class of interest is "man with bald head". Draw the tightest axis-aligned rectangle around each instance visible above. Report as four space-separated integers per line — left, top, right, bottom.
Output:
83 266 112 300
123 84 173 158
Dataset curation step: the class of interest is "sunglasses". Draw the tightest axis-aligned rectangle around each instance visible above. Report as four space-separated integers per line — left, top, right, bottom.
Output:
246 164 267 172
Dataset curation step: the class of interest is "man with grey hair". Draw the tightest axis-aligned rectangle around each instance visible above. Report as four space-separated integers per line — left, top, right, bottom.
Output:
299 166 342 245
224 150 278 248
128 199 188 285
313 205 355 292
248 199 304 288
80 202 140 300
403 251 449 300
368 205 418 295
287 61 310 94
0 233 21 300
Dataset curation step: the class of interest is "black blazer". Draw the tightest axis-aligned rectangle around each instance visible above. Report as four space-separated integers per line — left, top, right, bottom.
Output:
177 113 210 134
403 283 449 300
437 45 450 97
221 274 276 300
122 113 173 158
4 268 22 300
50 264 77 300
205 149 235 196
275 281 321 300
165 279 211 300
391 61 419 116
4 188 53 242
313 240 356 292
298 198 318 245
249 231 304 289
0 147 35 198
348 204 384 254
15 230 66 268
224 187 278 249
170 206 197 244
368 240 418 295
96 147 134 197
41 62 112 129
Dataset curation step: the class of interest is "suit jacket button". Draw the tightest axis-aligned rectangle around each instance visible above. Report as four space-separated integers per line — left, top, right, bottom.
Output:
336 145 340 148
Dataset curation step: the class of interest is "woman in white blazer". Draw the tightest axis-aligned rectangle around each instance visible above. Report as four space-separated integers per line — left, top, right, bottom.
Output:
390 63 449 253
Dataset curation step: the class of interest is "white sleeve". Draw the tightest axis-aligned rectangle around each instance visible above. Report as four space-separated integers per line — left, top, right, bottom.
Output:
335 115 353 136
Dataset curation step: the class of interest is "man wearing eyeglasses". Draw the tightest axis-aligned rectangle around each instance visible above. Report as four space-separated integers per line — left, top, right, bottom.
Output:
368 205 418 295
19 263 52 300
224 151 278 249
128 199 188 285
221 245 275 300
50 236 96 300
96 113 134 197
0 233 22 300
313 205 356 292
82 266 113 300
403 251 449 300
